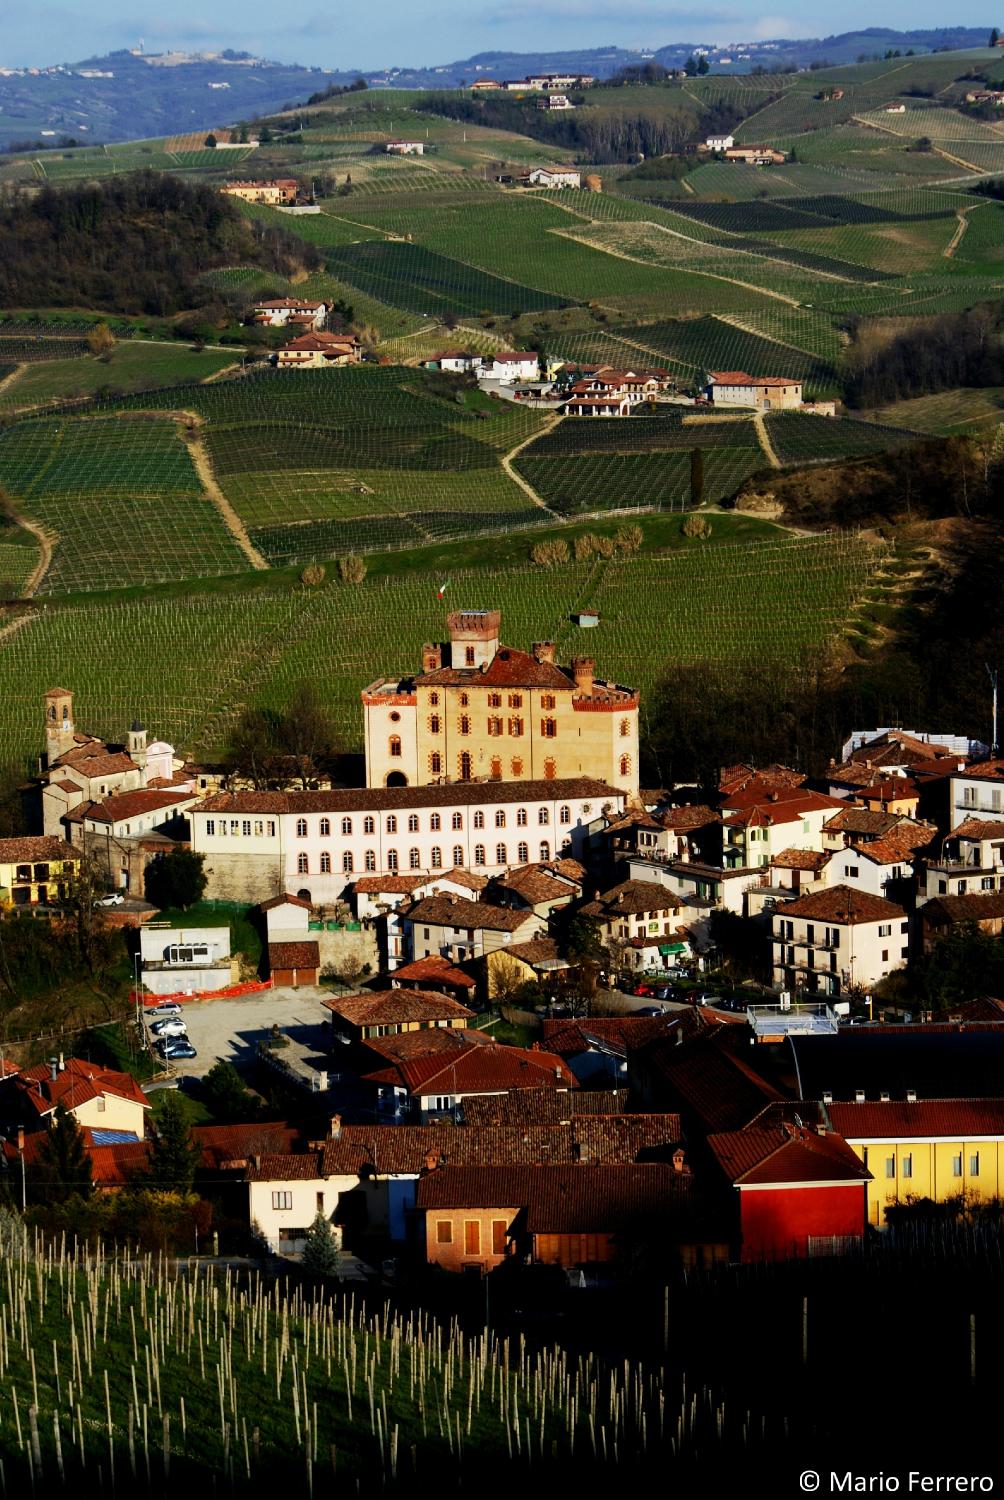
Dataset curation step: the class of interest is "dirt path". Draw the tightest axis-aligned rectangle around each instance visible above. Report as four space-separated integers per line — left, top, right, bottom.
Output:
0 365 25 398
500 415 563 518
752 409 782 470
0 611 37 645
201 360 242 383
943 204 984 259
10 508 55 596
178 413 268 571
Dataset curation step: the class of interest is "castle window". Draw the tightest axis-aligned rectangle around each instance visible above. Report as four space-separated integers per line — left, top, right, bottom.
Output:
559 805 571 825
495 810 506 828
474 845 486 866
620 718 631 738
341 817 352 836
517 842 529 863
430 752 442 775
496 843 507 865
430 813 441 831
459 692 469 707
474 810 485 829
453 844 464 865
296 819 308 837
539 841 550 861
516 807 527 826
429 715 441 735
409 848 421 870
452 812 463 830
488 717 502 737
431 847 442 868
458 716 471 736
511 758 524 777
319 818 330 837
387 850 399 871
320 852 331 874
541 718 556 738
429 692 439 707
389 735 402 758
408 813 420 832
490 757 502 780
465 647 476 666
364 816 375 835
509 717 524 738
541 694 556 710
619 754 631 777
365 850 376 871
459 752 472 780
386 815 397 834
508 694 522 709
488 692 502 708
297 853 309 874
539 808 549 825
343 852 354 873
543 758 557 780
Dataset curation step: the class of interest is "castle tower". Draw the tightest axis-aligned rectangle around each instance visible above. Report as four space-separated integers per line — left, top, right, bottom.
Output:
446 609 500 670
44 688 75 766
128 718 148 774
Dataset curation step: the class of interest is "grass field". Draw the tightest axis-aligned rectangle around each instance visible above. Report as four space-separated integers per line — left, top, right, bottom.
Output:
0 343 238 413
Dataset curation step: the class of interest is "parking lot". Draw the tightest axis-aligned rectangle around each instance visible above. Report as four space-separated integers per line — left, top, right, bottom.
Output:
144 988 333 1082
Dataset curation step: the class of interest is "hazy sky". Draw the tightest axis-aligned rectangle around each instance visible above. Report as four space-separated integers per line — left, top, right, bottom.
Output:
2 2 996 70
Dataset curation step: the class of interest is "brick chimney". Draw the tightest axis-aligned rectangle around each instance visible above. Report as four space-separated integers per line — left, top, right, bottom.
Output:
533 642 556 664
329 1114 342 1140
672 1147 686 1172
424 1151 439 1173
572 657 595 693
422 643 442 673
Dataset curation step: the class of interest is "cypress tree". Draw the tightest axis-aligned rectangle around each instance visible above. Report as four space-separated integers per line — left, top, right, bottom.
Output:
147 1091 200 1194
31 1104 93 1205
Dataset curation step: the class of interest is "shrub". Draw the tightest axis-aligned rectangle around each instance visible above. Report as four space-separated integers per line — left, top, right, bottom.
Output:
338 555 367 584
300 563 325 587
614 524 643 555
682 515 712 539
530 538 569 567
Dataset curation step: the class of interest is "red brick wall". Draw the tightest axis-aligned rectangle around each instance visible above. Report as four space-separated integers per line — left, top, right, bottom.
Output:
424 1207 516 1272
738 1183 866 1262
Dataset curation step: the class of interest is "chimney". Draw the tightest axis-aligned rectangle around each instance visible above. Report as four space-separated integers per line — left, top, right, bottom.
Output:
49 1058 58 1082
572 657 595 694
672 1147 685 1173
58 1053 65 1073
252 1154 261 1172
533 642 556 664
906 1089 917 1103
424 1151 439 1173
422 643 442 673
329 1114 342 1140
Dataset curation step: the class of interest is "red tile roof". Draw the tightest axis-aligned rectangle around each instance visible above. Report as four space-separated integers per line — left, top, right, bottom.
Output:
957 760 1004 783
490 867 576 905
780 884 906 923
12 1057 149 1120
259 894 313 912
580 879 682 917
827 1099 1004 1140
503 937 564 966
191 1121 302 1170
461 1089 627 1125
0 836 78 864
405 894 538 933
391 956 476 988
322 988 474 1026
922 893 1004 924
637 1030 782 1132
771 848 832 871
415 1163 691 1233
351 875 429 896
268 941 320 971
84 790 193 825
362 1042 574 1096
540 1015 684 1057
707 1125 871 1186
198 779 621 815
360 1029 494 1066
952 819 1004 842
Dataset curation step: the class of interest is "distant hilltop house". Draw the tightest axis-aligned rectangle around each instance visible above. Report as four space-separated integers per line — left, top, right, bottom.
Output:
883 104 907 113
705 133 734 151
536 95 574 111
724 145 786 166
219 178 298 205
275 331 363 369
385 140 425 155
469 79 502 91
478 351 542 382
521 166 581 189
965 89 1004 105
817 87 845 101
706 372 804 412
562 366 672 416
503 72 593 90
251 296 328 331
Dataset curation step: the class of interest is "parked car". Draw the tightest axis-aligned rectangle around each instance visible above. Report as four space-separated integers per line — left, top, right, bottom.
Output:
634 1005 665 1017
631 982 655 997
159 1041 197 1060
689 992 723 1008
93 892 124 907
150 1019 188 1038
146 1001 182 1019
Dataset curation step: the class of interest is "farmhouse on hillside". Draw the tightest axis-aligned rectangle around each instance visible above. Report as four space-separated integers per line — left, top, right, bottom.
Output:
385 140 425 155
275 332 363 369
724 145 786 165
706 372 804 411
251 297 328 330
522 167 581 189
219 178 299 205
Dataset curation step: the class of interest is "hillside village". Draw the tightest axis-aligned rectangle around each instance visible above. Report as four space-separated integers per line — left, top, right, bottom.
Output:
3 603 1003 1276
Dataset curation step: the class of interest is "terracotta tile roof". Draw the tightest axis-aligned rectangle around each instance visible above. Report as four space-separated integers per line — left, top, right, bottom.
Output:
851 838 915 866
440 869 490 891
391 956 476 988
827 1099 1004 1141
771 848 832 872
351 874 429 896
405 894 538 933
541 1015 684 1057
84 790 193 825
923 893 1004 923
658 804 721 831
58 751 138 779
360 1029 493 1066
362 1042 574 1096
490 868 576 906
462 1089 628 1125
13 1057 149 1119
823 808 902 837
723 791 844 828
416 1164 691 1233
191 1121 302 1170
268 941 320 970
0 836 78 864
580 879 682 917
637 1030 783 1133
259 894 313 912
322 988 474 1026
415 646 570 690
52 779 80 793
952 819 1004 842
707 1125 870 1186
247 1150 326 1181
780 885 906 924
502 937 563 966
959 760 1004 782
719 764 805 796
847 734 954 769
252 296 326 310
198 779 621 815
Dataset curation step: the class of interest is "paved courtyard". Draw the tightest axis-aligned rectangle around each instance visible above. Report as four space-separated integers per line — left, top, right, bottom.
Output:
146 987 333 1083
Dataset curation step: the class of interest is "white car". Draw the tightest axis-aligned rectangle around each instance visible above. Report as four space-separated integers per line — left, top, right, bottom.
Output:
150 1019 188 1039
93 892 125 907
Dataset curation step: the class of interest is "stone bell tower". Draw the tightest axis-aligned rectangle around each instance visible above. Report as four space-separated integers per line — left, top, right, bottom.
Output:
128 718 148 774
43 687 75 767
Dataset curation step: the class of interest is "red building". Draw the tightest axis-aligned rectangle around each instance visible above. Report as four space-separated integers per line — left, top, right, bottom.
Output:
707 1118 870 1262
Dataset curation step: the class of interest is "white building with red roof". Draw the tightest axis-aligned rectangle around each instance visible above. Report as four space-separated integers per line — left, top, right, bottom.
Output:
0 1056 150 1140
705 371 803 410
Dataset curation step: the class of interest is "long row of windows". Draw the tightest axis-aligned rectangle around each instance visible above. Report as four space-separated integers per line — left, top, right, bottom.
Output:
205 819 277 838
296 841 552 875
883 1153 981 1179
294 807 572 837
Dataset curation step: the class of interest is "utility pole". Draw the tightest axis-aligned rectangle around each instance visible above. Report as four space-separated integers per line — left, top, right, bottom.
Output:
987 664 999 754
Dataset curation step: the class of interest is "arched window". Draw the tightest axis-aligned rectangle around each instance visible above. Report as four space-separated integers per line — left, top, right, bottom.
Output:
539 841 550 861
430 812 441 831
364 816 375 835
342 852 354 873
538 808 550 826
459 751 472 781
541 718 557 739
459 692 469 707
495 810 506 828
408 813 419 832
620 717 631 738
474 810 485 829
488 716 502 737
508 718 524 738
429 715 441 735
387 849 399 871
320 852 331 873
495 843 507 865
516 807 527 826
297 852 309 874
559 805 571 825
511 758 524 777
465 646 476 665
474 845 486 866
541 694 556 710
490 757 502 780
508 694 523 709
429 691 439 707
389 735 402 758
430 752 442 775
488 692 502 708
458 716 471 737
619 754 631 777
409 848 421 870
517 842 529 864
453 844 464 866
364 850 376 872
296 818 308 837
341 817 352 836
386 815 397 834
451 812 463 830
319 818 330 837
431 846 442 869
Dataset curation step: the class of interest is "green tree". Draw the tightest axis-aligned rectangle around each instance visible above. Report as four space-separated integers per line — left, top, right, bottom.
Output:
916 921 1004 1017
144 847 207 911
990 28 1000 47
684 55 698 77
697 56 710 75
30 1105 93 1205
302 1212 342 1276
202 1061 260 1122
147 1092 200 1194
690 446 705 507
204 134 218 149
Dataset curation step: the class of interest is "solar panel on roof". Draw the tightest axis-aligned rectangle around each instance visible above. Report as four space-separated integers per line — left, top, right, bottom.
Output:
89 1129 141 1145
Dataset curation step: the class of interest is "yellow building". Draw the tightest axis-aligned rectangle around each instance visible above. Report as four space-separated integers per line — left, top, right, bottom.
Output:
362 609 640 798
828 1100 1004 1227
219 178 298 205
0 836 79 908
